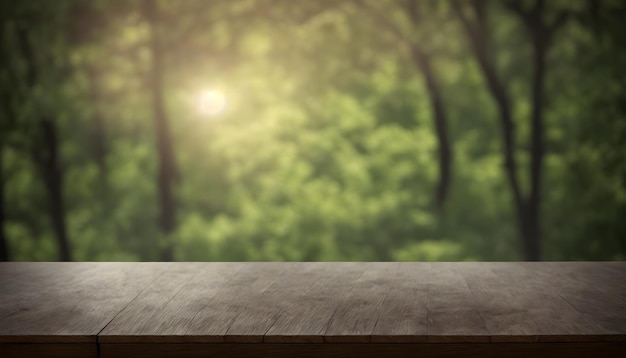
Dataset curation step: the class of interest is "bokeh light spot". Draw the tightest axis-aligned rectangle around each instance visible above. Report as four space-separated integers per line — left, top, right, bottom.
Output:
198 90 226 116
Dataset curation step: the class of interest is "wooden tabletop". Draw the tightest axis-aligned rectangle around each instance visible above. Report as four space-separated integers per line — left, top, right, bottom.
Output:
1 262 625 357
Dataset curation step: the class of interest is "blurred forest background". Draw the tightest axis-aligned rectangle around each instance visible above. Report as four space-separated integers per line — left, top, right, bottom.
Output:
1 0 625 262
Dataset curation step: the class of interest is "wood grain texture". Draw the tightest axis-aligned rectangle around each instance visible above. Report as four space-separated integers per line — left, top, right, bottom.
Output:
371 262 430 342
181 262 289 343
528 262 626 340
98 262 247 343
264 262 372 343
494 262 621 342
227 262 342 343
456 262 537 342
427 262 490 342
1 261 625 355
0 262 166 343
100 342 626 358
323 262 398 342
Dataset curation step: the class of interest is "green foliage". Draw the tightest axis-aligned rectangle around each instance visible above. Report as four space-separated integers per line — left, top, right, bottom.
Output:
393 240 469 262
1 0 624 261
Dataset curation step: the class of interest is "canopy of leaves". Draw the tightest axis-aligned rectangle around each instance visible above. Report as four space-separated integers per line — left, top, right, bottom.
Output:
1 0 624 261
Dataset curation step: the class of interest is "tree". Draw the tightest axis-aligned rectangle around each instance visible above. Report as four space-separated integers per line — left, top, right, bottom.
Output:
0 132 7 261
15 21 72 261
454 0 568 260
358 0 453 208
143 0 178 261
1 0 624 262
0 19 10 261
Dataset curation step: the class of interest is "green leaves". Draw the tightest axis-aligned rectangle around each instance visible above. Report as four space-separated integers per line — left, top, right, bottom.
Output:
1 0 624 261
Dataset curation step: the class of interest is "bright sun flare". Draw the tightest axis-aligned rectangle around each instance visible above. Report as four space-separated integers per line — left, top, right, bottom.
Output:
197 90 227 116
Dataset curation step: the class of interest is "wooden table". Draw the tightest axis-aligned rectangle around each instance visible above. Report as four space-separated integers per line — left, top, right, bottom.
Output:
1 262 625 357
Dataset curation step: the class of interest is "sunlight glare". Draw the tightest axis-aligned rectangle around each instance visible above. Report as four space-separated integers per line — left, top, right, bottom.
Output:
197 90 227 116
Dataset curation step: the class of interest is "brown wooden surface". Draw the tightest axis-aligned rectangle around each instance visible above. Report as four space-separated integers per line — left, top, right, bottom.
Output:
1 262 625 357
0 262 166 343
370 262 429 343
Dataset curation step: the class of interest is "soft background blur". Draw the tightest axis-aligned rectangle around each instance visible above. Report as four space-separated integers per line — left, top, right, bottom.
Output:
1 0 624 262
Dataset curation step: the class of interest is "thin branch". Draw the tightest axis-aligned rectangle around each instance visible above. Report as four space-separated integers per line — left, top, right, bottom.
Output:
453 0 526 224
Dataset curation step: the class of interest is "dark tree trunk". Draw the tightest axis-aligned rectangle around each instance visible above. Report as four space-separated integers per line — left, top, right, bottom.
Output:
525 33 547 262
402 1 453 208
0 24 8 261
410 47 453 207
454 2 531 259
457 0 567 261
361 2 455 208
144 0 177 261
16 26 72 261
504 0 569 260
0 145 8 261
40 119 72 262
